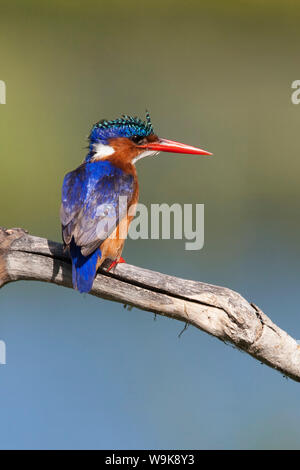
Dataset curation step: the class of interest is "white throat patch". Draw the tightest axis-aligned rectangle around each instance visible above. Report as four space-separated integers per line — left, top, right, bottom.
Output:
92 142 115 159
133 150 159 164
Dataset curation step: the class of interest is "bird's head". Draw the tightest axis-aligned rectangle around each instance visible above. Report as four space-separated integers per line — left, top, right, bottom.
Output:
86 111 212 164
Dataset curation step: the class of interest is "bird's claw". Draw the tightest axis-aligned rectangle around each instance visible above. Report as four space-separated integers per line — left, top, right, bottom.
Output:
107 257 126 272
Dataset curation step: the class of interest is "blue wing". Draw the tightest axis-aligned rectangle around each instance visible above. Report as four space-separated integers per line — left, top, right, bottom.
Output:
60 160 135 257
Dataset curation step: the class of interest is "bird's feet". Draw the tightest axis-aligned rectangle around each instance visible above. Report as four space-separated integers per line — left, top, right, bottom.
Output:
106 257 126 272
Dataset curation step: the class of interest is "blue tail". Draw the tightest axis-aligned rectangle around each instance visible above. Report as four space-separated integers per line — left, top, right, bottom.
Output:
69 238 101 293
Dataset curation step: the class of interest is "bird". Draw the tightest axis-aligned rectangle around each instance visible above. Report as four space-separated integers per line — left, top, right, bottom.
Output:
60 112 212 293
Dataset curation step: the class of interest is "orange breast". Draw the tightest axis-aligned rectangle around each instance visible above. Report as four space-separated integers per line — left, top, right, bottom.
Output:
96 186 139 268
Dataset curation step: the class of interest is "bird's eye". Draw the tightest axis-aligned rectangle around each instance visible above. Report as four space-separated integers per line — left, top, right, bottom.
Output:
131 135 144 145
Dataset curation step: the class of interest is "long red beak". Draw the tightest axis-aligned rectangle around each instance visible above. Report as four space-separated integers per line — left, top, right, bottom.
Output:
139 138 212 156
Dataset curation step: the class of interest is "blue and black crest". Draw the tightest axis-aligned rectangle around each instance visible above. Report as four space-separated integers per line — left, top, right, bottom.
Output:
89 111 154 145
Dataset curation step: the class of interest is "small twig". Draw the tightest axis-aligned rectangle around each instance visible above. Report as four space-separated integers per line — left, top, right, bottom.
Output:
178 322 189 338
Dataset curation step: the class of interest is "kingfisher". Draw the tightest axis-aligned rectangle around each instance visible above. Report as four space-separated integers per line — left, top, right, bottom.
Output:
60 112 212 293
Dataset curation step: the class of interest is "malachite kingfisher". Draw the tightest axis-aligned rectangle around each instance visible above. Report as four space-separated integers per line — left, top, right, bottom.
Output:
60 112 212 293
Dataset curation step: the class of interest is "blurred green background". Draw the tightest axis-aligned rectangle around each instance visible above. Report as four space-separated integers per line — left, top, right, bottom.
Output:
1 0 300 449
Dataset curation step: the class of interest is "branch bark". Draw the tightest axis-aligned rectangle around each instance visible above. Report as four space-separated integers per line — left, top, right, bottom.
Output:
0 227 299 382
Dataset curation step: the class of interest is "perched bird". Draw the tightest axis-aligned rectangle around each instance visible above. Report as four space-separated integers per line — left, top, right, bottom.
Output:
60 112 211 293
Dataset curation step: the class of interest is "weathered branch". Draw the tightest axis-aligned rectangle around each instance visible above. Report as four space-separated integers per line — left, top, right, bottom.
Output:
0 227 299 382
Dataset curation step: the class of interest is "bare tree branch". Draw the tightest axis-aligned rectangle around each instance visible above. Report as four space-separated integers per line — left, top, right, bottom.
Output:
0 227 299 382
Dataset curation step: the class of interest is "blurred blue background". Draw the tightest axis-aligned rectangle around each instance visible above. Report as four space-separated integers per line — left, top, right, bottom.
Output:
1 0 300 449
